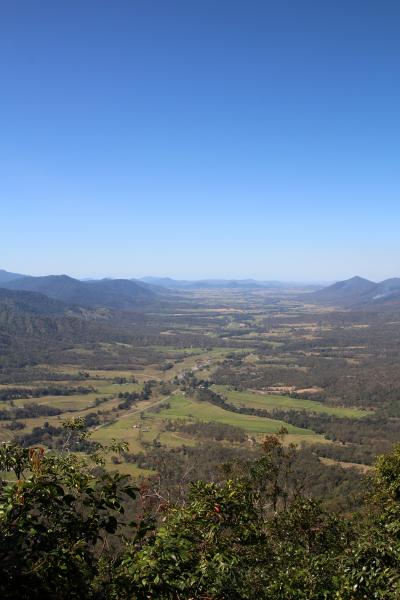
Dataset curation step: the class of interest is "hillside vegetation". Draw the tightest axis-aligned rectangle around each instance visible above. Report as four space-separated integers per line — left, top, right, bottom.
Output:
1 428 400 599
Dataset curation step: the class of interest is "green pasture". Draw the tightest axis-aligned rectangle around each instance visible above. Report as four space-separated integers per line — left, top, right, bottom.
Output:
213 386 371 418
155 393 316 436
8 381 141 412
91 405 196 453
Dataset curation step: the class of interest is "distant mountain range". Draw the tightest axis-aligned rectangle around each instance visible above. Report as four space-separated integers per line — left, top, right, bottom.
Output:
139 277 317 290
0 270 320 304
302 276 400 308
3 269 400 312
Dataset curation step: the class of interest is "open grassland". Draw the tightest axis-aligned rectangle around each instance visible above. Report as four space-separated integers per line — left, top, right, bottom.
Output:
92 411 197 451
213 386 371 418
35 365 142 379
11 381 141 411
155 393 317 436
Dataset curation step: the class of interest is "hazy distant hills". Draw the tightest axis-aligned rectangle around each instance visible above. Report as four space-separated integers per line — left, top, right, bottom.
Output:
303 276 400 308
0 269 26 283
3 269 400 311
1 275 158 309
139 277 317 290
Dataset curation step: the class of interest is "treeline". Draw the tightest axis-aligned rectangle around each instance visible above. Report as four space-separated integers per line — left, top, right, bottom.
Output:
15 415 101 450
182 380 398 465
270 409 399 460
124 440 363 511
310 442 378 467
212 310 400 414
0 403 62 421
214 352 400 412
0 385 95 402
117 381 153 410
0 367 92 385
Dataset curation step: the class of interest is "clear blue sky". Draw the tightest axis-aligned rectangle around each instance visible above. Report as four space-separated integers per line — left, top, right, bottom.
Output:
1 1 399 281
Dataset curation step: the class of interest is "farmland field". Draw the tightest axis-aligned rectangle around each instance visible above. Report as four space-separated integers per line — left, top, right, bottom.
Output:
212 386 371 418
156 393 316 435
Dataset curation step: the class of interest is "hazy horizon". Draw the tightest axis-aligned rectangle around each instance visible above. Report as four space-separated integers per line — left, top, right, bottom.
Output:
3 264 398 286
1 266 397 286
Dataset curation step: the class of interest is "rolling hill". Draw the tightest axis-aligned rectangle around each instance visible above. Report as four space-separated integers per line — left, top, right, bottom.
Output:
0 287 119 368
0 287 69 316
2 275 159 309
302 276 400 308
0 269 26 284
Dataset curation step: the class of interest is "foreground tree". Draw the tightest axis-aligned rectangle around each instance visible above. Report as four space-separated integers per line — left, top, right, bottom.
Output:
118 432 350 599
337 445 400 599
0 420 136 600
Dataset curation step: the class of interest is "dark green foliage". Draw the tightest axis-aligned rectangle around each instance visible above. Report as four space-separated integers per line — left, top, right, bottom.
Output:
118 439 400 600
0 402 62 420
270 409 399 458
0 385 95 402
0 429 136 600
125 478 263 599
1 433 400 598
15 420 99 451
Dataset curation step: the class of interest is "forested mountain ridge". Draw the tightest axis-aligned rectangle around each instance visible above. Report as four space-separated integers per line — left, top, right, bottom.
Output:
0 287 69 316
0 287 118 368
2 274 160 309
0 269 26 283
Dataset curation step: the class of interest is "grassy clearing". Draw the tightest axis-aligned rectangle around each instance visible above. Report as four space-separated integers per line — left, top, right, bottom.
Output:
10 382 141 412
214 386 371 418
91 405 197 454
0 429 13 443
283 433 333 446
94 382 141 394
155 394 316 436
15 396 123 436
145 345 205 355
37 365 142 379
158 430 197 447
92 417 146 453
319 456 372 474
103 459 154 478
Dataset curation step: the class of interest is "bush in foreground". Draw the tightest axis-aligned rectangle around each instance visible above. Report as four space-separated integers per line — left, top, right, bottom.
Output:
1 425 400 599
